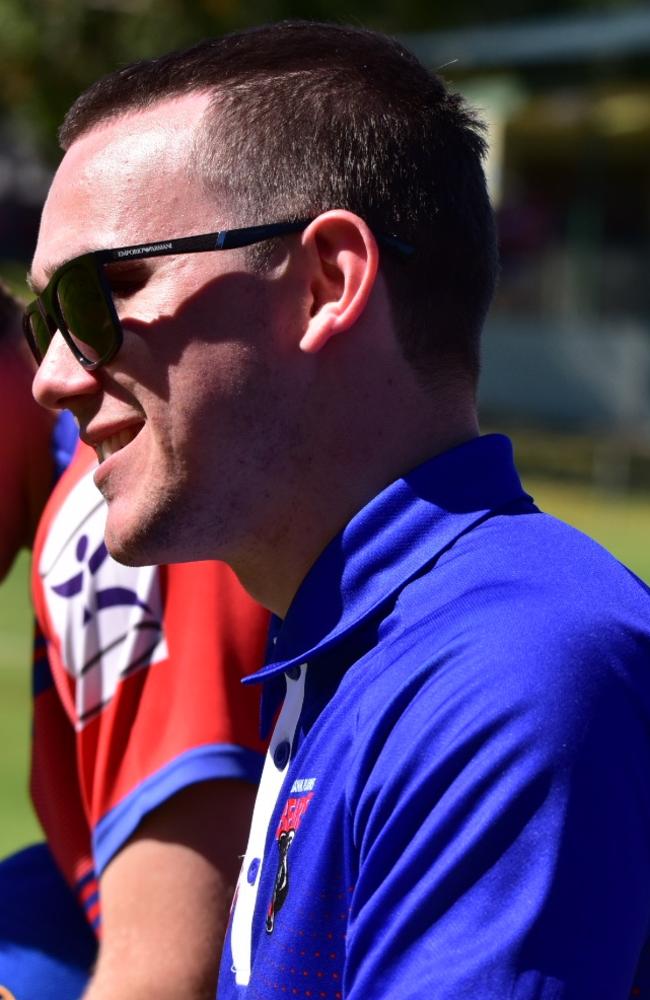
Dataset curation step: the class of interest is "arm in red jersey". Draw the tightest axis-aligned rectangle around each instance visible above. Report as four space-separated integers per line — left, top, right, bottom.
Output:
82 780 255 999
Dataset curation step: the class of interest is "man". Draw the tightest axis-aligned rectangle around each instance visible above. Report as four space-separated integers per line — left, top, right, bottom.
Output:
0 282 270 999
25 21 650 998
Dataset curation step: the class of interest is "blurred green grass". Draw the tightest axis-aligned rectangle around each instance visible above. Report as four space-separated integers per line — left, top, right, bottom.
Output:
0 552 43 858
1 477 650 859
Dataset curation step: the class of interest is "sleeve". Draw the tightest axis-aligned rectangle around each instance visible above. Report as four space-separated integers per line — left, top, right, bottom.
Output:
85 559 271 874
30 625 101 931
344 622 650 999
50 410 80 480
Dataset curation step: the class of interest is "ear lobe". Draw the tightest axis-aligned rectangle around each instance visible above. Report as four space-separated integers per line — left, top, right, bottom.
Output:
298 212 379 355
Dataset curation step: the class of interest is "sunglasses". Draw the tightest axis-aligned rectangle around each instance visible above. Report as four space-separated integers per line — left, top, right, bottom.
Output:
23 219 414 371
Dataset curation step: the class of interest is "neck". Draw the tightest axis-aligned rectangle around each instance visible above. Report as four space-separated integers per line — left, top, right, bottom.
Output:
230 407 479 618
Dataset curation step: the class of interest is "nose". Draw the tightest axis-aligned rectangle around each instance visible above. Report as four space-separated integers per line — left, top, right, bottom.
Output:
32 330 100 412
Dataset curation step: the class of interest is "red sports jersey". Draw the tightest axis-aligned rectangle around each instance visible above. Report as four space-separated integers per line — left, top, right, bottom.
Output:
31 442 269 931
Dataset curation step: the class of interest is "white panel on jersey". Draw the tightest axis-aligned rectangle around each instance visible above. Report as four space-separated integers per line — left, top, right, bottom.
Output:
38 469 168 729
230 663 307 986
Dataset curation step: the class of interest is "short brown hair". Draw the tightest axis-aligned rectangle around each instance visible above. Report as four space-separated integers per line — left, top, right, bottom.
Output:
60 21 497 386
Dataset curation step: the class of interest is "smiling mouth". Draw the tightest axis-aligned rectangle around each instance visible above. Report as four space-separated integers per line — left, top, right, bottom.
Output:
96 426 141 464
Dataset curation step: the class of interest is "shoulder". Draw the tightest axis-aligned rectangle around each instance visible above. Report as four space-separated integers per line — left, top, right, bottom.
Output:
396 506 650 677
354 508 650 778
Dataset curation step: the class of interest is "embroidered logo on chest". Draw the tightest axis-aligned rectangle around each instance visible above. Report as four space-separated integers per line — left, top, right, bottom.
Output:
266 778 316 933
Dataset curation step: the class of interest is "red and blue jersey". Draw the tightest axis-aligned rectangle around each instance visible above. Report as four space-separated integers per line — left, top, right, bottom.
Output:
31 442 269 932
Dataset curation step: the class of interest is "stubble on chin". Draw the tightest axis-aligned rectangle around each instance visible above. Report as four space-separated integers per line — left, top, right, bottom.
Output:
101 491 169 569
102 518 149 568
102 484 209 570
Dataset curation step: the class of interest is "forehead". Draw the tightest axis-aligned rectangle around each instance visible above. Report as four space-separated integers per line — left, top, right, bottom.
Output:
32 92 215 287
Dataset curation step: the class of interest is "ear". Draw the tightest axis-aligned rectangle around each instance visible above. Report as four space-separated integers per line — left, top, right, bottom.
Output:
298 211 379 354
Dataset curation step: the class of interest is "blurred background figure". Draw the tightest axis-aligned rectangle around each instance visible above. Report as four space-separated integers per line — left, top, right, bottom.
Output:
0 283 271 998
0 281 54 581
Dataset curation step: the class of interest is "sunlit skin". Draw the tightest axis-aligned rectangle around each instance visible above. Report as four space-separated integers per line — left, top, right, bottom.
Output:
31 94 478 616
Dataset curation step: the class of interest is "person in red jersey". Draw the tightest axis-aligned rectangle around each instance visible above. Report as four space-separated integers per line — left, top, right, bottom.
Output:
31 441 269 948
0 282 96 999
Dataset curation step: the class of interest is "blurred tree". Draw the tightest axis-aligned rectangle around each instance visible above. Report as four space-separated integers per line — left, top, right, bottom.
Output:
0 0 640 161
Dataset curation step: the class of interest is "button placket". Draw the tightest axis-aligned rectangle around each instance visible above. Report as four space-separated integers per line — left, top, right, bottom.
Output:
230 661 309 985
270 664 307 769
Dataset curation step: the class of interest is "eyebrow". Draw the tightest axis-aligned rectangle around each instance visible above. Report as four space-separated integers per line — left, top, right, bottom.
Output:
26 261 63 295
25 248 94 296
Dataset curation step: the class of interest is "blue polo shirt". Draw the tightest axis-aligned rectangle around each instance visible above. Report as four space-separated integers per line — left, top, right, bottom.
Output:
219 434 650 999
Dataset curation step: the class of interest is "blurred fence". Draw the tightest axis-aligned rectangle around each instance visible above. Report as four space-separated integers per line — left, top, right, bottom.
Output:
481 317 650 434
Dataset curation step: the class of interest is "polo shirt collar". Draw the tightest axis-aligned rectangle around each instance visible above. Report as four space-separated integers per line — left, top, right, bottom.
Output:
247 434 529 683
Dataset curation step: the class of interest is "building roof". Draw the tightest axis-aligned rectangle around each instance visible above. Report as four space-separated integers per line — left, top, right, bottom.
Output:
402 8 650 69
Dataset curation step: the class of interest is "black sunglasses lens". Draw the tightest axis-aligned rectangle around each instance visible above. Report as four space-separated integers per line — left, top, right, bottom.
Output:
25 310 53 363
56 260 117 365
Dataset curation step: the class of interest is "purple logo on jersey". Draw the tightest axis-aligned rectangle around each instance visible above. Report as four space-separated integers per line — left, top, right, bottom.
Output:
50 533 153 625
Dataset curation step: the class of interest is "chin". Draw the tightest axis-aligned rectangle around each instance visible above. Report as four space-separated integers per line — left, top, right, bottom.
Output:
103 509 164 568
104 480 240 568
103 530 151 568
104 504 199 569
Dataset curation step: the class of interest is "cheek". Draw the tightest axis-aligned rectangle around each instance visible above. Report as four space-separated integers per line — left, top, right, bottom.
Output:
160 345 266 478
176 336 261 409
